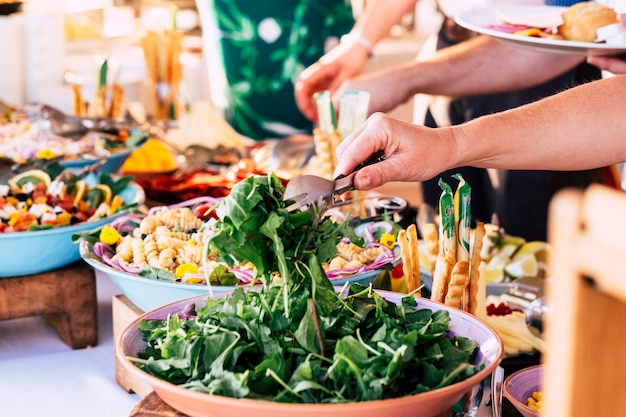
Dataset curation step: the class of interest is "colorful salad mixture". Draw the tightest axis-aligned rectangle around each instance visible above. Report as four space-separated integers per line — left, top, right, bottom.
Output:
0 167 137 233
78 188 399 286
128 173 485 403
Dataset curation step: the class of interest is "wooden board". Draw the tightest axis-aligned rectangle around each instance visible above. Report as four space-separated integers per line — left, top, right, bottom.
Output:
0 261 97 349
112 294 153 398
130 391 188 417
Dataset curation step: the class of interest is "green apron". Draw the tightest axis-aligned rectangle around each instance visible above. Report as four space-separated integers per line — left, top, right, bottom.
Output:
201 0 354 141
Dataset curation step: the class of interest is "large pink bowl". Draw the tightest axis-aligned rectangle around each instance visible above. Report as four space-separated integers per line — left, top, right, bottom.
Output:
117 290 504 417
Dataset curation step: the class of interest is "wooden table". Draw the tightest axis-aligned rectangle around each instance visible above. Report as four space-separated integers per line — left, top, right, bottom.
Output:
0 261 98 349
130 392 188 417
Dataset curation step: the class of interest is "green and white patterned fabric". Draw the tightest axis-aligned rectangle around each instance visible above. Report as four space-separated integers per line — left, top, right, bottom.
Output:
199 0 354 141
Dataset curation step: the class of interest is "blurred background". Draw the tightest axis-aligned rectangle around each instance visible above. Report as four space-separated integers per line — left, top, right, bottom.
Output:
0 0 443 123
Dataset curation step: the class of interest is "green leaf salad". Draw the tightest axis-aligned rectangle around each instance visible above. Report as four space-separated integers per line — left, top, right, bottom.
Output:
130 173 484 403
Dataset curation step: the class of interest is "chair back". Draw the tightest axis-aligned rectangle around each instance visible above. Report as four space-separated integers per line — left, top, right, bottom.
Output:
544 184 626 416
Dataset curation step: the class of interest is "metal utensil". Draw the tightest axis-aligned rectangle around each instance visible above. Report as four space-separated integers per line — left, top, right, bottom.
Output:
283 150 385 213
491 366 505 417
525 296 549 338
500 276 548 338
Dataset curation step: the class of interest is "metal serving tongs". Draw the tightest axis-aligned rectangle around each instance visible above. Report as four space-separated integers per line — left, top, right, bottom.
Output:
283 150 385 213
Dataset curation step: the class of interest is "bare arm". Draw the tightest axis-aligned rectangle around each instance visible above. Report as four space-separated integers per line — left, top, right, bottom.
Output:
294 0 417 121
334 75 626 190
339 36 585 114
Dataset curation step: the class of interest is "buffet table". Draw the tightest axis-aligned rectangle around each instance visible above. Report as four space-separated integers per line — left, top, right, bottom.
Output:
0 262 530 417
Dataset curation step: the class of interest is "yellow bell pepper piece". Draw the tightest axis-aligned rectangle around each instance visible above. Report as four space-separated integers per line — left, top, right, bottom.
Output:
379 233 396 249
99 225 121 245
175 263 199 278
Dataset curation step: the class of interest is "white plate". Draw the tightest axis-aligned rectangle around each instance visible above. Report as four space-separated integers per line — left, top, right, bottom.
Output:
455 5 626 56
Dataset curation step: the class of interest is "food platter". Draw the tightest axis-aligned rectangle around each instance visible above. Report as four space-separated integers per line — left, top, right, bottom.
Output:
80 217 404 312
455 5 626 56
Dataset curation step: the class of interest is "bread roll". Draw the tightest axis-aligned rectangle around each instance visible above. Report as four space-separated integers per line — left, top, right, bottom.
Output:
558 2 618 42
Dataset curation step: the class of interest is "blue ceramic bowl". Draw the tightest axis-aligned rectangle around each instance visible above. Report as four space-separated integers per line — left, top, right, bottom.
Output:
80 238 400 312
0 182 145 277
503 365 542 417
60 148 133 174
82 219 404 312
80 240 235 312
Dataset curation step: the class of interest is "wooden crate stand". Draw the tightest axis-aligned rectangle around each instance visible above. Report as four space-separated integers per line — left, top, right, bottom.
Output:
0 261 98 349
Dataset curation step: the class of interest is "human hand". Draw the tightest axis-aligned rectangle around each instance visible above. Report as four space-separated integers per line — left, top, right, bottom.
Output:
587 53 626 74
333 112 453 190
295 41 370 122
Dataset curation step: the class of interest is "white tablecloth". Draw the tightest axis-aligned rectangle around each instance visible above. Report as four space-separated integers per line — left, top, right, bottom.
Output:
0 271 140 417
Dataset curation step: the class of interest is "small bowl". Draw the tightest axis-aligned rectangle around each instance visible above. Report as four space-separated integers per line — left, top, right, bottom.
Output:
503 365 542 417
117 290 504 417
0 181 145 277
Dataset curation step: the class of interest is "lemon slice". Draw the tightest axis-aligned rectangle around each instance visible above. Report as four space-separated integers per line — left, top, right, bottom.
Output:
81 184 113 207
8 169 52 190
72 180 87 206
515 241 551 263
504 254 538 279
418 244 431 272
484 255 508 283
513 241 552 278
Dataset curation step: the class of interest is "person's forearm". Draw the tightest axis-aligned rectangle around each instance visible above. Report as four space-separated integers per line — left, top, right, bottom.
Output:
387 36 584 98
349 0 417 45
450 75 626 171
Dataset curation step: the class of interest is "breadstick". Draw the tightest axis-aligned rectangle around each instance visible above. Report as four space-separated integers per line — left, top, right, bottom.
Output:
71 84 85 116
398 228 412 290
422 223 439 276
468 222 486 316
312 127 334 180
109 84 124 119
406 224 421 295
444 260 469 309
327 130 342 168
430 251 454 303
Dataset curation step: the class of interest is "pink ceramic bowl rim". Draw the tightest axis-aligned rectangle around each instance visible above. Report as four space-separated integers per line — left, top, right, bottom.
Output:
116 289 505 416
